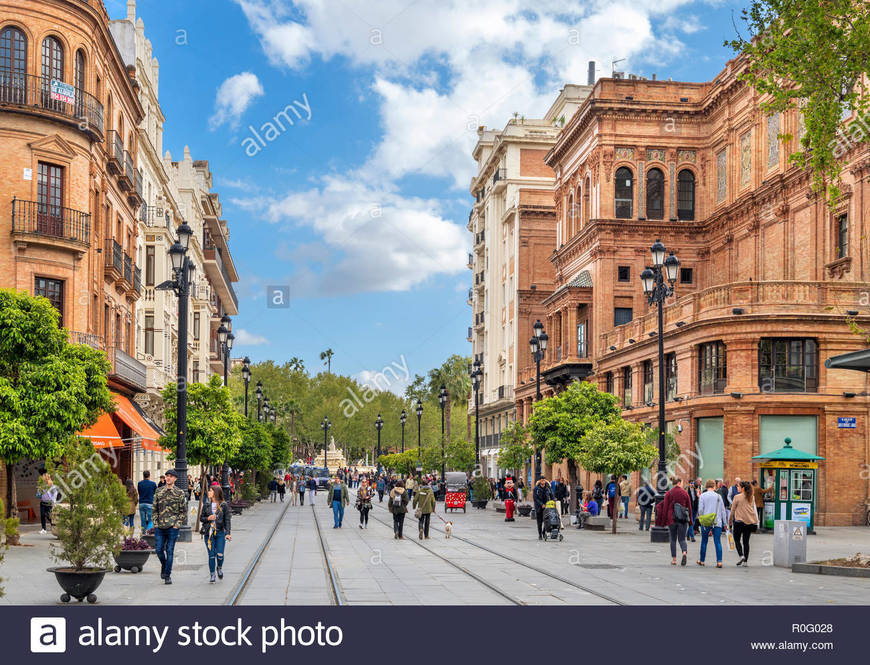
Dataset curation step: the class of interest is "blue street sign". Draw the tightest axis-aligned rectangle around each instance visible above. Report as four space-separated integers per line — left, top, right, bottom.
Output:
838 417 856 429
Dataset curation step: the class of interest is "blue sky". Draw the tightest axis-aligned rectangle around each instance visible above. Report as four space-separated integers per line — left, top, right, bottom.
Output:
107 0 747 392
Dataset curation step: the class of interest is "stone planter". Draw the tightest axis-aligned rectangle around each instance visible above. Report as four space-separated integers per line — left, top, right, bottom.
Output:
517 504 532 517
113 549 154 573
471 500 488 510
48 567 107 603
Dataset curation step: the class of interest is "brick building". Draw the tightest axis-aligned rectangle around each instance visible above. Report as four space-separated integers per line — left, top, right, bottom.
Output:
514 57 870 525
467 84 591 477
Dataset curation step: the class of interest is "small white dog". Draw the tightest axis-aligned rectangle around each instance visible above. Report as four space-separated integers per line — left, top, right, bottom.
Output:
444 521 453 539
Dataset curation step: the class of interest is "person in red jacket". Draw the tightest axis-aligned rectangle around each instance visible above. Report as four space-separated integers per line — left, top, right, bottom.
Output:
660 477 692 566
504 478 517 522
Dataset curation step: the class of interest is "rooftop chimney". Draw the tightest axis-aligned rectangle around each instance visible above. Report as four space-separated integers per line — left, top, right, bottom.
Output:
587 61 595 86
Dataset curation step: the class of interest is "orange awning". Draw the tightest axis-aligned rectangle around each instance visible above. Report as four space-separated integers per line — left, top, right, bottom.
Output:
80 412 123 449
112 394 165 452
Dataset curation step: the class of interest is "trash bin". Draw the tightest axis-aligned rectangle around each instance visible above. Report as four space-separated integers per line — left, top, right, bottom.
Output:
773 520 807 567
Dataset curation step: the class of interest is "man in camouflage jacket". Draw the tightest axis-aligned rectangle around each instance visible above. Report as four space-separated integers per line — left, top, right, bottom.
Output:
154 469 187 584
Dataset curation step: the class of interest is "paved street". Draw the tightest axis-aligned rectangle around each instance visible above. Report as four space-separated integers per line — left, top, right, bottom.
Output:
2 491 869 605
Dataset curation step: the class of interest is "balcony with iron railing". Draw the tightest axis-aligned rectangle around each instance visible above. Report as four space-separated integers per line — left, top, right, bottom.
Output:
139 204 172 229
128 168 143 206
467 252 473 269
467 326 473 342
0 72 103 138
117 150 134 191
492 168 506 187
103 238 123 279
107 130 124 174
67 331 146 391
11 197 90 247
202 231 239 312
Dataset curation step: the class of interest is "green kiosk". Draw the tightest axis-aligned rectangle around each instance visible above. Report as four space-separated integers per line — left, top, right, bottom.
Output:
752 437 824 534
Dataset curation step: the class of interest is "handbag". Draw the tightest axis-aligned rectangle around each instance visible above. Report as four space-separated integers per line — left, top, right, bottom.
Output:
672 502 689 523
414 507 422 519
698 512 717 527
726 530 736 552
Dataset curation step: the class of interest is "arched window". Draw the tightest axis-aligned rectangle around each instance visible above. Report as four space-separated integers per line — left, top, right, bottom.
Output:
74 49 85 90
646 168 664 220
41 36 63 81
0 26 27 103
583 176 591 223
677 169 695 220
614 167 633 219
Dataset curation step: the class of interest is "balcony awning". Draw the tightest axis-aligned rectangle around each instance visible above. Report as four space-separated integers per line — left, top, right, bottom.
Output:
824 348 870 373
112 393 165 452
79 412 123 449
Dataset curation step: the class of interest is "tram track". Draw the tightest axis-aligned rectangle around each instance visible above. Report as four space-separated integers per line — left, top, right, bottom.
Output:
227 499 291 606
310 503 345 606
358 489 626 606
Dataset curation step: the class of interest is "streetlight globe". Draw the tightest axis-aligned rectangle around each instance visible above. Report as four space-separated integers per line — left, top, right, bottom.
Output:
226 332 235 351
217 323 228 345
664 252 680 283
650 239 667 267
529 336 539 355
640 267 656 294
416 398 423 417
539 331 548 351
168 242 185 272
533 319 544 338
176 221 193 250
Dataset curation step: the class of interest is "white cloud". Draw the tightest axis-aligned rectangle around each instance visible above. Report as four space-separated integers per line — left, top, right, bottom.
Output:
233 328 270 345
209 72 265 130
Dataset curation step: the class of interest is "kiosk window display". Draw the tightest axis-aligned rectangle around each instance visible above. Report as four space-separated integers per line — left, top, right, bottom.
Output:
752 437 823 533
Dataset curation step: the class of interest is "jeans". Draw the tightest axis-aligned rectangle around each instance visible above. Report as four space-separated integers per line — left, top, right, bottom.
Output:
332 501 345 527
154 527 180 577
360 507 369 526
699 525 723 563
378 491 384 502
393 512 405 537
40 503 53 530
638 505 652 530
733 521 756 560
419 513 431 537
668 522 688 558
576 511 590 528
299 491 305 505
139 503 153 531
270 490 277 502
204 531 226 573
621 496 630 518
123 514 134 528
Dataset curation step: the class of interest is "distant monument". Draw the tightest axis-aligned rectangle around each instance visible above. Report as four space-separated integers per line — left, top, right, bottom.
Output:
314 436 347 472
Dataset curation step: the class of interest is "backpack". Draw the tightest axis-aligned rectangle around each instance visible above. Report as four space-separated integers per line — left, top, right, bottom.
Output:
392 492 403 508
607 483 616 498
672 501 689 523
593 486 603 502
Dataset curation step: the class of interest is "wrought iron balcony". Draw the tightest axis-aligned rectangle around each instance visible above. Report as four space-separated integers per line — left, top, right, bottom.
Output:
11 198 90 246
107 130 124 174
104 238 123 278
128 168 143 206
0 72 103 138
123 253 133 286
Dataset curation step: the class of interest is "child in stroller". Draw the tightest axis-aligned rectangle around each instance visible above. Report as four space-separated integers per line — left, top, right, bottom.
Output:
542 499 563 541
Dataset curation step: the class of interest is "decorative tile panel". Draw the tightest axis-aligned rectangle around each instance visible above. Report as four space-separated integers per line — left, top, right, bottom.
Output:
717 148 727 203
677 149 696 163
767 113 780 168
646 148 666 162
615 147 635 161
740 130 752 187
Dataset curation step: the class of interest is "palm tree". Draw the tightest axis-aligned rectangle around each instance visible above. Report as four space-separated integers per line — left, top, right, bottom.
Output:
320 348 334 374
428 354 471 444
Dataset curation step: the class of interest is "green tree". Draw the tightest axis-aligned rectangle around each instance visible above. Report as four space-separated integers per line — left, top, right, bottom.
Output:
269 425 292 470
497 422 534 473
320 348 334 374
232 420 273 477
445 436 475 473
577 418 657 534
161 374 242 468
427 354 471 443
48 439 128 570
0 290 113 517
528 381 622 508
727 0 870 206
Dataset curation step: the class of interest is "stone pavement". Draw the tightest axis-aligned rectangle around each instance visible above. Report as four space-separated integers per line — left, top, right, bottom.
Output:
2 490 869 605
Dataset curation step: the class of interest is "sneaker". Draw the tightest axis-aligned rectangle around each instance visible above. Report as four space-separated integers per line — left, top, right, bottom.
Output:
209 573 216 584
217 568 223 580
164 577 172 585
160 569 166 580
736 558 744 566
539 534 543 541
39 529 46 534
681 554 687 566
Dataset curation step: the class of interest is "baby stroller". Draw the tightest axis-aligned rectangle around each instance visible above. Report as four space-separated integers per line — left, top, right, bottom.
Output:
542 500 563 541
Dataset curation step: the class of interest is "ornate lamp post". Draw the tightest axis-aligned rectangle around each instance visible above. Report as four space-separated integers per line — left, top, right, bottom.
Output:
374 413 383 462
156 220 195 540
217 316 234 501
241 356 251 418
400 409 407 453
470 360 482 464
415 398 423 452
640 239 680 544
438 385 447 480
256 380 263 422
321 416 331 468
529 320 548 481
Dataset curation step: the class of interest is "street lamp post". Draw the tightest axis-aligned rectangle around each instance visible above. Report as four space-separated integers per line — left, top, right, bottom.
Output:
470 360 482 465
321 417 331 468
415 398 423 453
400 409 407 453
217 316 234 501
529 320 548 481
256 380 263 422
374 413 383 462
156 220 194 541
640 239 680 544
242 356 251 418
262 396 270 424
438 385 447 481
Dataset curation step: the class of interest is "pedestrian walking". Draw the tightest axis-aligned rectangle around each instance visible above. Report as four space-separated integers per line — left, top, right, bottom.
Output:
661 477 692 566
357 479 373 528
376 476 386 502
200 485 231 583
137 470 157 532
298 476 306 505
414 479 436 539
636 479 656 531
751 479 772 524
686 481 699 541
268 477 278 502
592 479 604 511
388 481 409 539
329 475 349 528
554 478 568 516
406 475 416 501
728 480 759 566
158 474 166 488
307 476 317 506
277 477 286 502
123 478 138 529
36 469 59 534
533 477 554 541
153 469 186 584
619 474 631 518
503 478 517 522
290 476 298 506
696 479 727 568
605 475 619 520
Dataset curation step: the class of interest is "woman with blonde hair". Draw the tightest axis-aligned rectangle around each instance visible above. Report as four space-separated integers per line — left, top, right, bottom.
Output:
357 478 374 529
728 480 759 566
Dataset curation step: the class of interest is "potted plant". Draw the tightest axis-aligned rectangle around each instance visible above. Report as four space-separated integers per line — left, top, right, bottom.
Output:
517 503 533 517
4 516 20 546
113 536 154 574
471 476 492 509
48 440 128 603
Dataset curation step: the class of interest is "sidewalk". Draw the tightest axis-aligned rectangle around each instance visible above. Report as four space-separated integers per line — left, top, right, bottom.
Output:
0 499 289 605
